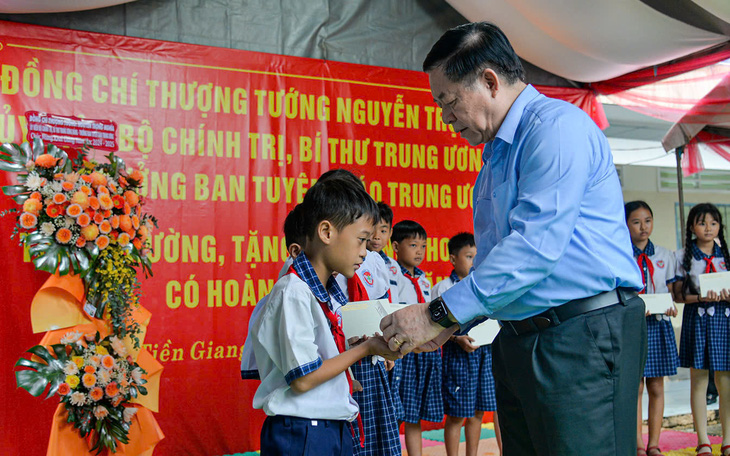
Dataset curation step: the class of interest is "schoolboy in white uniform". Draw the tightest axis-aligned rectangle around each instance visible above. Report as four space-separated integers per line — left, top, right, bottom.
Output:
249 172 399 455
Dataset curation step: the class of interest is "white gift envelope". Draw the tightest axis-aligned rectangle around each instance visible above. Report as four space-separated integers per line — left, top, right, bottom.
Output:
641 293 675 315
340 299 392 339
699 271 730 295
467 319 501 346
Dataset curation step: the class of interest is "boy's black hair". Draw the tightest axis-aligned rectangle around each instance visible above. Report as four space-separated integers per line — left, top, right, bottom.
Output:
624 200 653 222
300 169 379 240
283 204 305 248
391 220 427 244
318 168 364 188
681 203 730 298
377 201 394 227
448 232 475 256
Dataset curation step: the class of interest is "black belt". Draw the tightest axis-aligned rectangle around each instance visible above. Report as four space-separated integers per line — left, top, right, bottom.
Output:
501 288 639 336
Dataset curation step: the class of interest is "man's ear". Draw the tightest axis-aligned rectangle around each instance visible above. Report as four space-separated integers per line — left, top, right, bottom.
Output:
481 68 500 97
317 220 334 245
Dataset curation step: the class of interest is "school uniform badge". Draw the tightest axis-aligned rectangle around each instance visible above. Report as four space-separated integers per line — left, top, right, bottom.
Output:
390 266 398 275
363 270 374 286
656 260 665 268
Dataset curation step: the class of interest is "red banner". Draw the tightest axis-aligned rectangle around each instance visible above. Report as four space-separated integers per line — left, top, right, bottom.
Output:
0 20 483 455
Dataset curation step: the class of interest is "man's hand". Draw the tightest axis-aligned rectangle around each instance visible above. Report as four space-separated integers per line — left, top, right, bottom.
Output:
380 303 457 354
412 325 459 353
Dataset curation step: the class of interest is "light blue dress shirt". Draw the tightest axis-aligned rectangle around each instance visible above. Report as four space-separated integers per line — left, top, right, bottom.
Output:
442 85 642 323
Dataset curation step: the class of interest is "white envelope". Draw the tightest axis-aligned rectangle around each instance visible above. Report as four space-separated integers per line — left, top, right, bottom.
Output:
699 271 730 295
641 293 675 315
467 319 501 346
341 299 392 339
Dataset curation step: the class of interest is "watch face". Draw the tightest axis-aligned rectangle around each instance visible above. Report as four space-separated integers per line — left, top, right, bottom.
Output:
429 299 446 322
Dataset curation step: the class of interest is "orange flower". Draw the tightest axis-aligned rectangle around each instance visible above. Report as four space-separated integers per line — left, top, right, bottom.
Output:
30 192 42 200
55 228 72 244
82 373 96 388
137 224 149 242
77 213 91 227
110 215 120 229
20 212 37 229
112 194 125 209
118 176 128 188
61 181 74 192
96 185 109 195
45 204 62 218
93 405 109 419
110 231 119 241
53 173 65 181
95 235 110 250
80 175 93 184
57 383 71 396
111 395 123 407
119 215 132 232
102 209 112 218
52 193 67 204
124 190 140 207
131 215 140 230
35 154 59 168
133 238 143 250
109 182 117 193
123 203 131 215
71 191 89 209
81 224 99 241
101 355 115 370
66 203 83 218
88 196 100 210
75 237 87 248
84 365 96 374
129 170 144 183
117 232 131 246
99 220 112 234
105 381 119 397
79 185 92 196
93 212 104 224
22 198 42 216
89 387 103 402
89 172 107 187
98 194 113 210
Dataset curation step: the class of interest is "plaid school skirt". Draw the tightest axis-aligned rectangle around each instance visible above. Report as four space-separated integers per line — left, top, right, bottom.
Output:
351 358 401 456
643 315 679 378
399 350 444 423
442 342 497 416
679 302 730 371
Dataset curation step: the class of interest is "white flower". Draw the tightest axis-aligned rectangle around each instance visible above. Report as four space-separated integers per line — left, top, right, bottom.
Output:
69 392 86 406
109 336 128 357
130 367 144 384
63 361 79 376
40 222 55 237
97 368 112 386
123 407 137 422
63 216 73 228
49 181 63 193
26 173 43 190
60 330 83 344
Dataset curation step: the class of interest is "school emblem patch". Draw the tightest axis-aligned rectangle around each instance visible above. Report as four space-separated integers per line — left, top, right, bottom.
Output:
656 260 665 268
423 281 430 288
363 270 374 286
722 262 726 270
390 266 398 275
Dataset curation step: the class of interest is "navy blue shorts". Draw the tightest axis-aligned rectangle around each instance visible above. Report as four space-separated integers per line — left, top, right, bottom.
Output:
260 415 354 456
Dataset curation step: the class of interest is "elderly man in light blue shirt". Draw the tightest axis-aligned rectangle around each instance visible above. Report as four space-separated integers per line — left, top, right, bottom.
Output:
381 22 647 456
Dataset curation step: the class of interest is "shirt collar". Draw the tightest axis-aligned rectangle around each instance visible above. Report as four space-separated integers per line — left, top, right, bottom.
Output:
291 253 347 308
449 269 460 283
377 250 390 264
632 240 655 257
483 84 541 162
690 241 723 261
399 264 424 278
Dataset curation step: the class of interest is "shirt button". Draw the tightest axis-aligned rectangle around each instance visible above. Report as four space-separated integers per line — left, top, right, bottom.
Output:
492 192 497 197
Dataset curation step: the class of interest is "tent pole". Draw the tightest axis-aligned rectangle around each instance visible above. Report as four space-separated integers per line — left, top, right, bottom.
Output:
676 146 686 246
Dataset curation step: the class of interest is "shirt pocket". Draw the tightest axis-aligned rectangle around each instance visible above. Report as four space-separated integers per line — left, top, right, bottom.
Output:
490 181 513 237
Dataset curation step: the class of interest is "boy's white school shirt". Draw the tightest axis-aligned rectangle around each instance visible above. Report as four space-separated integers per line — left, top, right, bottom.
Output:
377 251 403 301
335 250 391 300
432 276 457 300
250 273 359 421
396 265 432 304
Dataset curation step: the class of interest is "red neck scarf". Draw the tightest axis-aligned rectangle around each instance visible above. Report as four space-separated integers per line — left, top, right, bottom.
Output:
403 271 425 303
347 274 369 302
636 253 655 295
704 256 717 274
287 266 364 448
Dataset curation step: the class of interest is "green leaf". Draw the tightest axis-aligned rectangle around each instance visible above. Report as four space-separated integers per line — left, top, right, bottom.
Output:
31 137 44 158
2 185 26 196
14 344 68 398
12 194 29 204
